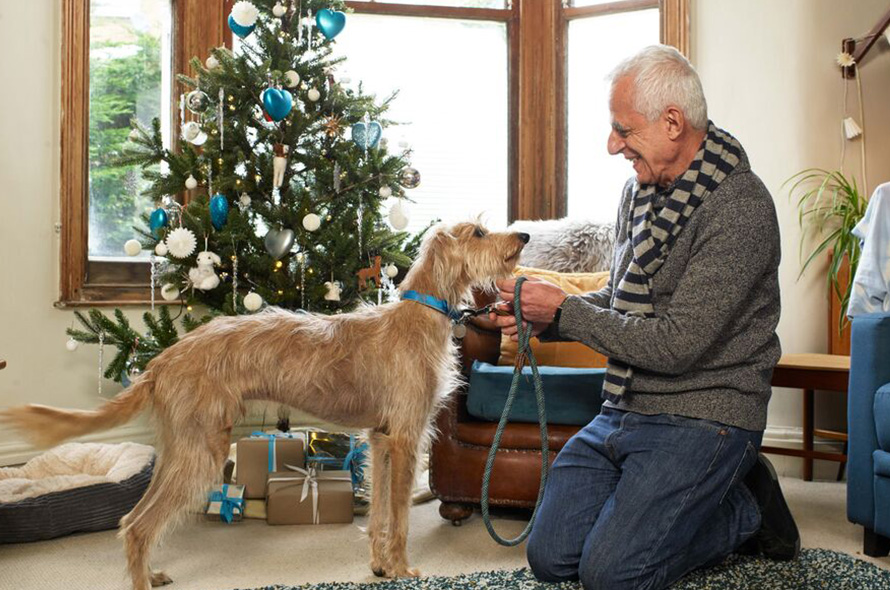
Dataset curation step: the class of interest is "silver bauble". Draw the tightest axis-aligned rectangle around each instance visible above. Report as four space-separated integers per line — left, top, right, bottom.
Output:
185 90 210 114
398 167 421 189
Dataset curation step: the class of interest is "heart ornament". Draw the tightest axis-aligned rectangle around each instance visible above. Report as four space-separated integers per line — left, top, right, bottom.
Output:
316 9 346 40
228 15 256 39
262 88 294 122
351 120 382 151
264 228 295 260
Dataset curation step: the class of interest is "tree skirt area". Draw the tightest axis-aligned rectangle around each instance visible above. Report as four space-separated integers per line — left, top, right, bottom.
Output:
233 549 890 590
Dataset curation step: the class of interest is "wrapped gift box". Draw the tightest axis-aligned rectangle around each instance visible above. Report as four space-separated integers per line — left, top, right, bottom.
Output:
206 483 245 523
266 468 354 525
236 433 305 499
298 430 368 495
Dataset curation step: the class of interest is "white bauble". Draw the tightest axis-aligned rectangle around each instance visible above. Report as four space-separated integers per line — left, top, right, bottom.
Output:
181 122 207 146
244 292 263 311
379 186 392 198
124 239 142 256
307 88 321 102
284 70 300 88
239 193 252 207
388 202 409 230
231 1 259 26
185 174 198 190
205 55 220 70
155 242 168 256
66 338 79 352
272 2 286 17
160 283 180 301
128 128 140 142
165 227 197 259
302 213 321 232
385 264 398 278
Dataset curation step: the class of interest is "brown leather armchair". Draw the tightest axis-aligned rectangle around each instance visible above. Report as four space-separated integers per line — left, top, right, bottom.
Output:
429 290 606 525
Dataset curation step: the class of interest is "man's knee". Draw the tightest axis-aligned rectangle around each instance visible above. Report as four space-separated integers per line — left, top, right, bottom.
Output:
578 552 661 590
526 530 578 583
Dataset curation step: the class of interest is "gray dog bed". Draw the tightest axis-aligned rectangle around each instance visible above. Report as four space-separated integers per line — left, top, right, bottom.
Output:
0 442 154 543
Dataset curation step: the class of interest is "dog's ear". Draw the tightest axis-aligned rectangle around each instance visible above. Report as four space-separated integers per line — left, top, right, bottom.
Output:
427 227 462 288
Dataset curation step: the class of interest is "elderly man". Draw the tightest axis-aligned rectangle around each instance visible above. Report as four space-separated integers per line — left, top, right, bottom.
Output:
491 45 799 590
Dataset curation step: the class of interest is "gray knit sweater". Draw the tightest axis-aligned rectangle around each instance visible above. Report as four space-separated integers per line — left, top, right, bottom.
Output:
548 149 781 431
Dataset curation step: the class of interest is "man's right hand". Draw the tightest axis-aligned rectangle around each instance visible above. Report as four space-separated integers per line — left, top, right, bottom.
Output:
488 302 551 342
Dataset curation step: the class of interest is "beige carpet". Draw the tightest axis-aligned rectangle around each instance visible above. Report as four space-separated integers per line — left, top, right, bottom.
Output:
0 477 886 590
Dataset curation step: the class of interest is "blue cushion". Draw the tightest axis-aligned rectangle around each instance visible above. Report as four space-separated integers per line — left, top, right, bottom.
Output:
848 313 890 528
466 361 605 426
875 384 890 451
875 472 890 538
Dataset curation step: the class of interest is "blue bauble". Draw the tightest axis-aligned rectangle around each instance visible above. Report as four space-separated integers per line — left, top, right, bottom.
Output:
228 14 256 38
209 194 229 230
262 88 293 122
149 208 168 238
316 9 346 40
351 121 383 150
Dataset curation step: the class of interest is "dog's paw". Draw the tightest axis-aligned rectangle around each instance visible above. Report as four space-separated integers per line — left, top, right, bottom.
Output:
388 567 421 579
150 571 173 587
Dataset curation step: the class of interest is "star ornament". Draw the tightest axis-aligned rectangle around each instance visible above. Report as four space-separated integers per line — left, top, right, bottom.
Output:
323 115 344 138
836 51 856 68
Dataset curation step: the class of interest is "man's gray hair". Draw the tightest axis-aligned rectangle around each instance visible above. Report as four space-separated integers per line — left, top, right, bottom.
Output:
607 45 708 130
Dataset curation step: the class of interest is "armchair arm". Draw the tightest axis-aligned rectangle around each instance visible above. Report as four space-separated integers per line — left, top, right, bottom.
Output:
848 313 890 527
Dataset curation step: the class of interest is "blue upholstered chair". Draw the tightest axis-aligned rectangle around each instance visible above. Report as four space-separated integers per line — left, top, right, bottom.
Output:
847 312 890 556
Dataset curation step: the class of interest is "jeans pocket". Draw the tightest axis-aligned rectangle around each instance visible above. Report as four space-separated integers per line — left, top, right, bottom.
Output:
719 440 757 505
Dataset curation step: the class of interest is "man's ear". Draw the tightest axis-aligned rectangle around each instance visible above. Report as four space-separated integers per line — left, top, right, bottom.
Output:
664 105 685 140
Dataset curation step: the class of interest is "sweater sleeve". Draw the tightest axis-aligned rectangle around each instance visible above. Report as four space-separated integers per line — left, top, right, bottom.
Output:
555 193 780 375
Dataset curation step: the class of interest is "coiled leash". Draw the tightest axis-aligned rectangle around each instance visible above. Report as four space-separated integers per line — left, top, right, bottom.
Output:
480 276 549 546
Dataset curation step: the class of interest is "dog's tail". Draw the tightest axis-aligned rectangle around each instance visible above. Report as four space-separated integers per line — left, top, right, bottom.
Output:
0 373 153 449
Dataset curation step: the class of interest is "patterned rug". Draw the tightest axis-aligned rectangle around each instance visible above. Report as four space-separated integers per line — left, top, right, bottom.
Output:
236 549 890 590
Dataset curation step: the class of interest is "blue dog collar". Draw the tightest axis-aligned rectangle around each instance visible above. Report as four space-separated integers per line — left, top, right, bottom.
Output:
401 290 463 322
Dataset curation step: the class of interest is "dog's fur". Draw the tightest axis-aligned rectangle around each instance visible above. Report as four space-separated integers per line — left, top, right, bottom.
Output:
1 222 527 590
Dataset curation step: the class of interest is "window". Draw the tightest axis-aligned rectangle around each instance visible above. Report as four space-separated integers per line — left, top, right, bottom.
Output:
88 0 172 259
61 0 687 304
565 3 660 221
60 0 230 305
333 12 509 233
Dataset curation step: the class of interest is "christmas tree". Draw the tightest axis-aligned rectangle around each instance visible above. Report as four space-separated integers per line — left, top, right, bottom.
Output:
69 0 424 385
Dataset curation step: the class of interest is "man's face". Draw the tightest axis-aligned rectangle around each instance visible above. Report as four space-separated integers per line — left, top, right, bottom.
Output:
607 76 675 187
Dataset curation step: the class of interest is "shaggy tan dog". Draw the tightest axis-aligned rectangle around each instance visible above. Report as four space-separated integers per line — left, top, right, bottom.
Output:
1 222 528 590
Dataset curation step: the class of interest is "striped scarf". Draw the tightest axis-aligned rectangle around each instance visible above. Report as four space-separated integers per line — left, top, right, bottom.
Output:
603 121 742 402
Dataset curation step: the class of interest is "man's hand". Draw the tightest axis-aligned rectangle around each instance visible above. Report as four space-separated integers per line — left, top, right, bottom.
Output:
488 277 568 342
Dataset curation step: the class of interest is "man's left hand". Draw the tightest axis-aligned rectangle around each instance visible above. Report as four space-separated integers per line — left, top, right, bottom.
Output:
489 277 567 340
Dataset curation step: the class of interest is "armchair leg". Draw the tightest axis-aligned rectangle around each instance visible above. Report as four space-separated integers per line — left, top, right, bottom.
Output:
864 527 890 557
439 501 474 526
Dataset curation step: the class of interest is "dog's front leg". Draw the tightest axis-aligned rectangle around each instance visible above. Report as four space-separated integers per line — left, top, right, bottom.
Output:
384 434 420 578
367 430 391 576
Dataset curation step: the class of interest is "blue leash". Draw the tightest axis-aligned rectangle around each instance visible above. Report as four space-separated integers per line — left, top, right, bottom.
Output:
480 276 549 546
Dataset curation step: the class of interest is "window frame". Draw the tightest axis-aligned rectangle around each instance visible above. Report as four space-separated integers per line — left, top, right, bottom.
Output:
59 0 687 306
58 0 232 307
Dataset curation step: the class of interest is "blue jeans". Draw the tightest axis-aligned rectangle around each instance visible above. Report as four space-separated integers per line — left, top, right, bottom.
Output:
526 407 763 590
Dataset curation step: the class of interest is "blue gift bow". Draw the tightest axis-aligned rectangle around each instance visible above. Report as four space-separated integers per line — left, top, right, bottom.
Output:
208 483 244 524
251 431 296 472
307 434 368 488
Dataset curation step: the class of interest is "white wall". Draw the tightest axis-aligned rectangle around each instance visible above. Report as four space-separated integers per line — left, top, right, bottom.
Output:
692 0 890 464
1 0 888 467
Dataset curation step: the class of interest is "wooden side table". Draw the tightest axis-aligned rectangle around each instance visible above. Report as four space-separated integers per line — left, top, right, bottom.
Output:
762 353 850 481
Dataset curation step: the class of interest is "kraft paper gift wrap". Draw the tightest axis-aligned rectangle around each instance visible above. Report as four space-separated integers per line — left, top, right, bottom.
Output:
266 468 354 525
236 433 305 499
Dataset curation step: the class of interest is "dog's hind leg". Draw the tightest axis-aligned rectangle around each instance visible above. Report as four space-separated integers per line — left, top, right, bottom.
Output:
120 429 230 590
367 430 392 576
384 432 421 578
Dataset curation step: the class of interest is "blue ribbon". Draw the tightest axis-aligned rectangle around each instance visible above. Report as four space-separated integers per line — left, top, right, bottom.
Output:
208 483 244 524
251 431 295 472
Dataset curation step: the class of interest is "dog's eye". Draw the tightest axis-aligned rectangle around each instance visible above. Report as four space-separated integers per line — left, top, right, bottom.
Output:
473 228 485 238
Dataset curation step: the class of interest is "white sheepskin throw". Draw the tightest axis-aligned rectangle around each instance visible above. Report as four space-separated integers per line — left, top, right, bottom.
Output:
508 218 615 273
0 442 155 503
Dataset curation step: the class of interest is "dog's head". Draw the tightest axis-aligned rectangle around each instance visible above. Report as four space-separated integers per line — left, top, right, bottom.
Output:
196 251 221 268
403 221 529 305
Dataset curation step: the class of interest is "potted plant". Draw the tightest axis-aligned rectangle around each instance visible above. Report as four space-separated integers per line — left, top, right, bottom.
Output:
785 168 869 334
